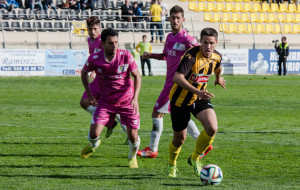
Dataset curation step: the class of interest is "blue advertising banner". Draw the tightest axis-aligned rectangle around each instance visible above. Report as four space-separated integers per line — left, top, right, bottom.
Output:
45 49 89 76
249 49 300 74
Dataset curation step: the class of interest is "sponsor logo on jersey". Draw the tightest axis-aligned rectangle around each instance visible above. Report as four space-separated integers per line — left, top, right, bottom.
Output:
189 73 210 84
93 55 98 59
172 42 186 51
117 64 129 73
97 68 102 73
94 48 101 53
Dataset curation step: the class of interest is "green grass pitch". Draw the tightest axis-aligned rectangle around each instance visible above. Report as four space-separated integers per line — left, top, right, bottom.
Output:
0 75 299 189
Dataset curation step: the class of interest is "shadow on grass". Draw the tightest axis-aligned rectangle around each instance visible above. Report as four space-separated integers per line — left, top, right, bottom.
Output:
1 164 106 169
0 154 85 158
163 183 202 187
1 142 82 145
0 174 157 180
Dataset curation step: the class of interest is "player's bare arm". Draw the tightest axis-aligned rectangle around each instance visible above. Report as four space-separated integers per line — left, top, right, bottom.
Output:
173 71 215 100
131 69 142 114
81 68 98 107
142 52 166 60
214 66 226 90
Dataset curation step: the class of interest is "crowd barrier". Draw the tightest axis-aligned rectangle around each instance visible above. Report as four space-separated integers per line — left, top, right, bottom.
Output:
0 48 300 76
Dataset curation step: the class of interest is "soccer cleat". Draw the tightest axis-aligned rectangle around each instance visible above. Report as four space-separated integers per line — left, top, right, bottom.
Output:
137 146 158 158
128 158 138 168
81 141 100 159
188 156 203 177
167 164 178 178
105 120 118 138
199 145 214 159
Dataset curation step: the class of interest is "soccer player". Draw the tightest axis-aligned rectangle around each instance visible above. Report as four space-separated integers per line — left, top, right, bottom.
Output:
138 5 212 158
167 28 226 178
80 16 127 139
81 28 141 168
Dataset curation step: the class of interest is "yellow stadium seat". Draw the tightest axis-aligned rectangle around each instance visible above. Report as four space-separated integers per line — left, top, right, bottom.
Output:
235 24 246 33
286 4 296 13
232 2 243 12
278 3 287 13
204 12 212 21
263 24 273 33
222 12 231 22
250 13 258 22
243 24 252 33
229 13 240 22
290 24 299 33
269 3 279 13
197 0 205 1
253 24 264 33
260 3 270 12
214 2 224 12
197 2 206 11
219 23 227 32
250 3 261 13
225 23 236 33
179 0 187 1
234 0 242 2
223 2 234 12
238 13 250 22
267 13 278 23
256 13 267 23
284 13 293 23
211 13 221 22
295 5 300 13
283 24 291 33
216 0 224 2
189 0 196 1
243 0 251 2
292 14 300 23
204 2 215 12
207 0 215 2
271 24 281 33
241 3 251 12
189 2 197 11
225 0 233 2
277 13 285 22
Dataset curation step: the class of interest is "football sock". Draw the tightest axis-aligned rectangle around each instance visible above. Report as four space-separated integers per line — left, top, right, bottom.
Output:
116 114 127 133
168 141 182 166
191 130 215 161
88 132 100 148
86 105 96 116
187 120 200 141
149 118 163 152
128 136 140 159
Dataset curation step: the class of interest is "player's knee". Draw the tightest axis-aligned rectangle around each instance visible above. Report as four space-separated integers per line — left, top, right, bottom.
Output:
80 98 89 109
173 135 186 147
206 126 218 137
152 111 164 118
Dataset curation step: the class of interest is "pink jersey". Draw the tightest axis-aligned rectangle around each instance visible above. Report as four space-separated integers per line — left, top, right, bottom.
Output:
87 35 103 54
83 49 138 103
163 29 198 90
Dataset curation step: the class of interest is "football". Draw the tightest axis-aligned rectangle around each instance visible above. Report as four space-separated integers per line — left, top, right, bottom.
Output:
200 164 223 185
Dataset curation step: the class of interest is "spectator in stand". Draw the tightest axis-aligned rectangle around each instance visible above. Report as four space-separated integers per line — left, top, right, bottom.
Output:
68 0 80 12
102 0 108 8
0 0 14 11
30 0 43 10
121 0 133 22
158 0 168 27
132 1 142 22
149 0 163 43
42 0 56 11
81 0 94 11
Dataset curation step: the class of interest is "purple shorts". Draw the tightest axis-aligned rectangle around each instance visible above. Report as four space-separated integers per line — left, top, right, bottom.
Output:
153 86 171 114
94 99 140 129
81 80 101 100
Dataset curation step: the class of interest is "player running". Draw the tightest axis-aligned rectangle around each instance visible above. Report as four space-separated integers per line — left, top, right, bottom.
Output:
79 16 127 140
81 28 141 168
137 5 213 158
167 28 226 177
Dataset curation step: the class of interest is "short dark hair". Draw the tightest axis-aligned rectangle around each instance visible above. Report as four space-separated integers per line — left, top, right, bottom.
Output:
101 28 119 43
200 28 218 40
282 36 287 41
86 16 101 27
142 35 147 38
170 5 184 17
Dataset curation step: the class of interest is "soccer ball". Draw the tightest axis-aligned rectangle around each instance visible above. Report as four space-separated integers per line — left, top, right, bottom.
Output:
200 164 223 185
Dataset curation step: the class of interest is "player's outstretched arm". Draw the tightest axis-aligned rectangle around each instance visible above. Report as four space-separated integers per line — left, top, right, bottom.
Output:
173 71 215 100
131 69 141 114
214 67 226 90
81 69 97 106
142 52 166 60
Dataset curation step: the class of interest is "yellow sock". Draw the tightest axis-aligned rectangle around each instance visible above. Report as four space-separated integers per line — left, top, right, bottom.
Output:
191 130 214 161
168 141 182 166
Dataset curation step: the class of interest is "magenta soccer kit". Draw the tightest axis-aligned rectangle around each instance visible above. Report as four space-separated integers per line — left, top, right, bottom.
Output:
81 36 103 100
154 29 198 113
83 49 140 129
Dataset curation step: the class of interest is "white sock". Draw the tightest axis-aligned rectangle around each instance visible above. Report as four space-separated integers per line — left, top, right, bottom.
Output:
128 136 140 159
187 120 200 141
86 105 96 116
149 118 163 152
88 131 100 148
116 114 127 133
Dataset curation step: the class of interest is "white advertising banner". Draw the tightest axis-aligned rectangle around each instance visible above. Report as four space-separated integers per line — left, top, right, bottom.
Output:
218 49 249 75
0 49 45 76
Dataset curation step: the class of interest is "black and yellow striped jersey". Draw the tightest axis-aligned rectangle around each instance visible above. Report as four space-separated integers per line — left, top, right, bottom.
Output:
169 46 222 107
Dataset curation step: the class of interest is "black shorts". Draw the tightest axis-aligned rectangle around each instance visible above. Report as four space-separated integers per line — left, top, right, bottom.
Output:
170 99 214 132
